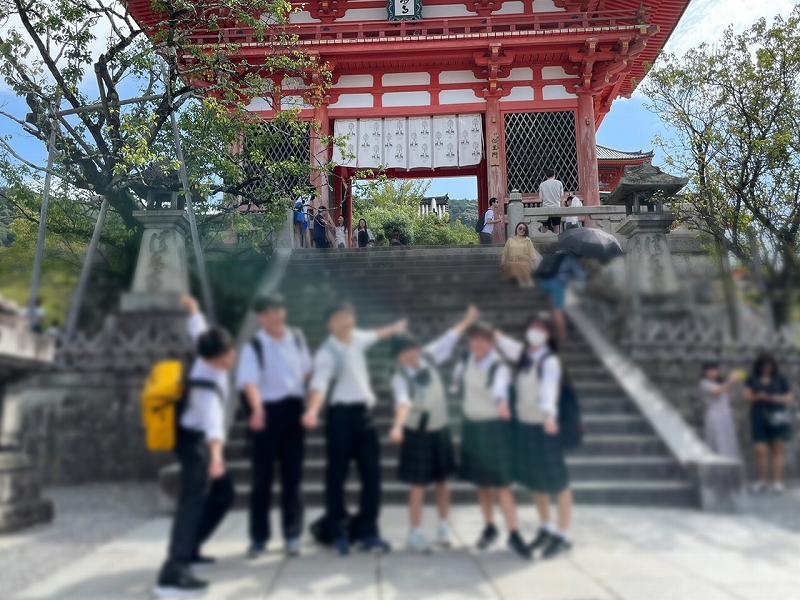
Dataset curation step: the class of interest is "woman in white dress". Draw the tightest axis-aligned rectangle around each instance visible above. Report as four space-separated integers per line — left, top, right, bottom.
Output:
699 362 743 461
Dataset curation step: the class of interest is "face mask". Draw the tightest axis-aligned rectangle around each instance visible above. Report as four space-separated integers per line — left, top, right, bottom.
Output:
526 329 548 347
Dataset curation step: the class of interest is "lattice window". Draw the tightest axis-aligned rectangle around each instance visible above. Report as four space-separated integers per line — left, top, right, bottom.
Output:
240 122 310 204
504 111 579 194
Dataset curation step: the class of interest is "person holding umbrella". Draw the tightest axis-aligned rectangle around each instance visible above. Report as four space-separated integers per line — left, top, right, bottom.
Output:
535 227 623 341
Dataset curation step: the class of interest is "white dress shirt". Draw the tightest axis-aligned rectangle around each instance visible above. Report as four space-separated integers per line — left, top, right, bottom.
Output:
481 208 496 234
565 196 583 224
181 313 229 442
495 333 561 417
310 329 380 406
391 330 459 407
236 328 311 402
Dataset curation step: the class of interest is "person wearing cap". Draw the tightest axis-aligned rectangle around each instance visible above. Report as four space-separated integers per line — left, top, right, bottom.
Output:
454 320 530 560
236 294 312 559
389 306 479 553
303 302 407 555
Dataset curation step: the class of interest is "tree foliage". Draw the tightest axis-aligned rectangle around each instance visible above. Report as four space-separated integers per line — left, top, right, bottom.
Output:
0 0 331 245
353 178 478 246
644 6 800 323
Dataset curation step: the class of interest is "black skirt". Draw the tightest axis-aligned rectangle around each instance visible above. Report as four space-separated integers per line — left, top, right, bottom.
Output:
514 423 569 494
397 428 456 485
459 419 514 487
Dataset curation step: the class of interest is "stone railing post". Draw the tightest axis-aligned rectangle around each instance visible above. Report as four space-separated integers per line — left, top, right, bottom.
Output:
506 189 524 239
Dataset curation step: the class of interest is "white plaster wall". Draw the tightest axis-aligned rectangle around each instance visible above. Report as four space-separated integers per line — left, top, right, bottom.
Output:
502 67 534 82
382 72 431 87
439 70 482 84
542 66 576 80
333 75 374 89
439 89 484 104
423 4 476 17
329 93 375 109
493 1 525 15
341 7 388 21
281 95 313 110
542 85 576 99
281 77 307 90
288 11 320 23
382 91 432 107
533 0 563 11
500 86 535 102
246 97 274 112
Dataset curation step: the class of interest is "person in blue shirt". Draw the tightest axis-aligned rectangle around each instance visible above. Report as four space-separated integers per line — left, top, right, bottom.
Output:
535 252 587 341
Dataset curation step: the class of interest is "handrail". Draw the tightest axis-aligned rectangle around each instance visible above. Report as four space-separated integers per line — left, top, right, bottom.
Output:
189 8 646 46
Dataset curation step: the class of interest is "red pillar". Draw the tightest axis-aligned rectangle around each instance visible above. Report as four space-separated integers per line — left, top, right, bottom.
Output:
576 91 600 206
484 97 507 242
310 103 330 208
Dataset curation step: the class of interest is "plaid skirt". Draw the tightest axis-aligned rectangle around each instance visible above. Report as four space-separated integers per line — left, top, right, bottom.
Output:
397 427 456 485
459 419 514 487
514 423 569 494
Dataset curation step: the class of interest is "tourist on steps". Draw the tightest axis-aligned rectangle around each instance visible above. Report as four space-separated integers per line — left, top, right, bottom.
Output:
744 353 794 494
335 215 348 248
495 314 574 560
453 320 531 560
154 296 236 599
538 169 565 233
699 362 743 462
479 197 501 245
303 303 407 555
353 218 373 248
236 294 312 559
501 222 542 288
389 306 480 553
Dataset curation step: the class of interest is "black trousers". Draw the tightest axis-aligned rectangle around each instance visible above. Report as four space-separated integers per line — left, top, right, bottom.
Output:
166 429 235 567
249 397 305 543
325 404 381 541
479 232 493 245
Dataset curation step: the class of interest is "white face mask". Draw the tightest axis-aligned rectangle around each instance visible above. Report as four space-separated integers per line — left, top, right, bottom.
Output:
526 329 548 347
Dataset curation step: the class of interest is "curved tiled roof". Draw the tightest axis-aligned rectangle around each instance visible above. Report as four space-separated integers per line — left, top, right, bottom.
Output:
596 145 654 161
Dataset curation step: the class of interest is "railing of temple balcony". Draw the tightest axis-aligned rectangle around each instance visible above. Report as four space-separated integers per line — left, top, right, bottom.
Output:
189 8 647 46
505 200 628 240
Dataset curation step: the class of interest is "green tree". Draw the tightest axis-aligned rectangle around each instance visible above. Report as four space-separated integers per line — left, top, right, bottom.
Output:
644 6 800 324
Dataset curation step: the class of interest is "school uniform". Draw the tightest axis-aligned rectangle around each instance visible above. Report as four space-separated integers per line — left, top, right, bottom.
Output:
455 351 514 487
391 330 459 485
310 330 384 541
161 314 235 577
496 334 568 495
236 328 312 545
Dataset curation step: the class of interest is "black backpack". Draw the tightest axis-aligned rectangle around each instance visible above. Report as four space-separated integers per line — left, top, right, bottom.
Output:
474 212 486 233
534 252 568 280
536 352 583 451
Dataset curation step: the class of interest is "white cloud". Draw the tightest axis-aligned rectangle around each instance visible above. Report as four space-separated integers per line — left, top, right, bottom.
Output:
664 0 797 56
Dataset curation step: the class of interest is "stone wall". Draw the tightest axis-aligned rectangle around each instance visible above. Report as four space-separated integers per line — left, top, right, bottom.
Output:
6 372 170 485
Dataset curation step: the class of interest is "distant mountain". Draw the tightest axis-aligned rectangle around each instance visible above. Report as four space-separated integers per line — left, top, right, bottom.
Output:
447 197 478 228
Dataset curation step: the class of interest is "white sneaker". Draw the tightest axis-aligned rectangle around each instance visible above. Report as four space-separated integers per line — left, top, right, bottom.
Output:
285 538 302 557
750 481 768 494
437 522 453 548
772 482 785 494
407 530 432 554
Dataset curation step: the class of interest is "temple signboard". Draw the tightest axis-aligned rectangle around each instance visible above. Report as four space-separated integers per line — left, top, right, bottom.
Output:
388 0 422 21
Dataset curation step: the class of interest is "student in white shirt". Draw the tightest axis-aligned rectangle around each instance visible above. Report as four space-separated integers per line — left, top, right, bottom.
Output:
538 169 565 233
455 321 530 560
495 314 573 560
155 297 236 599
304 303 407 555
335 215 348 248
480 197 502 245
563 195 583 229
237 294 312 558
389 306 479 553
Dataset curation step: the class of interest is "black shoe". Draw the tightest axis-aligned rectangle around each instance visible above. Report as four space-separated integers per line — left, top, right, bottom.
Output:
190 553 216 567
541 534 572 559
508 531 533 560
476 523 499 551
154 564 208 598
247 541 267 559
527 528 553 555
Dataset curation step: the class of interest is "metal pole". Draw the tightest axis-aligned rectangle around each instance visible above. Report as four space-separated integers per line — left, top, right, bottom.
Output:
27 119 58 319
170 109 215 320
64 196 109 341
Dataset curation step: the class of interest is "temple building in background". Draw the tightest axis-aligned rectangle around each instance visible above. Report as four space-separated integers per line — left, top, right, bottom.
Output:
128 0 688 230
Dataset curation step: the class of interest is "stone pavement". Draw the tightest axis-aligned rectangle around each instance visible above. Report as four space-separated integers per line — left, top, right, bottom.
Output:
6 489 800 600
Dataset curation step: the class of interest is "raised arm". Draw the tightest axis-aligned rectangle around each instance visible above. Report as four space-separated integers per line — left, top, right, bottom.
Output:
374 319 408 341
424 306 479 365
182 295 207 342
493 330 524 364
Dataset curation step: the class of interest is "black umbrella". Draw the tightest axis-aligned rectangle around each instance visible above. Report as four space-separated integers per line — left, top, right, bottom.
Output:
558 227 623 260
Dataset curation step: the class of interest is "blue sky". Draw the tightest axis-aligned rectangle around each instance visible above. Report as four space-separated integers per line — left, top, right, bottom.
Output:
0 0 795 200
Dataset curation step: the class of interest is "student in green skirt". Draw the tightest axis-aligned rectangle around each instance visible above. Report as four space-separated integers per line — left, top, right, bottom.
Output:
495 314 573 559
454 321 530 559
389 306 479 553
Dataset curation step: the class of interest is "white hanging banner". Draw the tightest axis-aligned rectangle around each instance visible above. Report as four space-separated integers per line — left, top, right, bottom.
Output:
458 114 483 166
332 119 358 167
407 116 432 169
383 117 407 169
357 118 383 168
433 115 458 168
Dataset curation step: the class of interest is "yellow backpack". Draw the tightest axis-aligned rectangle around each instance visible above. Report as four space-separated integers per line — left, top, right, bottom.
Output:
141 360 186 452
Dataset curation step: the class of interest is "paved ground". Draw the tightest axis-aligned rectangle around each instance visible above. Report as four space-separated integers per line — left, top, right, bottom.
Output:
5 484 800 600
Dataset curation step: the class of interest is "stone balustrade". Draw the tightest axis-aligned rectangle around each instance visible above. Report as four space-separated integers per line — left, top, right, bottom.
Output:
0 311 55 372
506 200 628 240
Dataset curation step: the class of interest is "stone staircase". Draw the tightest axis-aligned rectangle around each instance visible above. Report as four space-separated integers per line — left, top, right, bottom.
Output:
161 246 698 508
